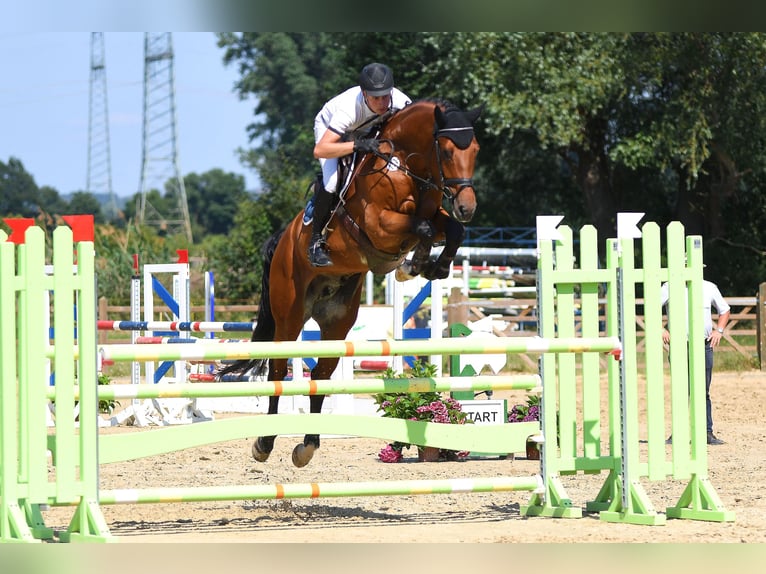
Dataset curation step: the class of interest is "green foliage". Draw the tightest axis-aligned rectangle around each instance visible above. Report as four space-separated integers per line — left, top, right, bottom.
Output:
182 169 250 236
374 360 471 461
8 34 766 299
508 393 541 423
219 31 766 296
97 372 119 415
203 196 274 303
67 191 105 223
94 222 186 305
1 157 42 217
373 360 469 425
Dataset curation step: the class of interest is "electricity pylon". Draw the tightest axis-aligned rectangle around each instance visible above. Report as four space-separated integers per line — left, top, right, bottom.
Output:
86 32 118 220
136 32 193 242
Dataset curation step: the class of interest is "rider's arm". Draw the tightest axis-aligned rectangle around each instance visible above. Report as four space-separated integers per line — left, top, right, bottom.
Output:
314 129 355 159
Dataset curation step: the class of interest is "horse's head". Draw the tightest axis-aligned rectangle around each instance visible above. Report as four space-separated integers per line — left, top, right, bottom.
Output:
432 103 481 223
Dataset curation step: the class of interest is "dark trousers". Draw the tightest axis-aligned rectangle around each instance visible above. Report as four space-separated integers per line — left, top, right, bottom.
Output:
670 341 715 433
704 342 714 433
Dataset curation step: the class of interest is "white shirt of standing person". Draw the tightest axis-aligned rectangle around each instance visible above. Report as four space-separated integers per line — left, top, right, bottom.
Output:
659 280 731 345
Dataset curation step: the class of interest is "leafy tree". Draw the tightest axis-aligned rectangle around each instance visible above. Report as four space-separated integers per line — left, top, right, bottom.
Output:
214 33 766 293
66 191 105 223
37 185 70 216
94 222 190 306
183 169 250 236
202 197 273 302
0 157 41 217
219 32 346 201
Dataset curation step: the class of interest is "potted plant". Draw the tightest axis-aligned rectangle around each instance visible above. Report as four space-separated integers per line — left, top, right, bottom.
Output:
98 372 120 415
373 360 471 462
508 394 542 459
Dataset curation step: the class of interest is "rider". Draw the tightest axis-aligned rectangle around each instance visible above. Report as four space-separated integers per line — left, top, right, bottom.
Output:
306 62 411 267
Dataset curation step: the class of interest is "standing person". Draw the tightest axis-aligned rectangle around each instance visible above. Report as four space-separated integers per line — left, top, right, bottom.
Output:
306 62 411 267
661 276 731 445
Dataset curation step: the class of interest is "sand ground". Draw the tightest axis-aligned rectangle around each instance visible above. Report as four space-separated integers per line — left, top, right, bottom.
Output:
40 371 765 543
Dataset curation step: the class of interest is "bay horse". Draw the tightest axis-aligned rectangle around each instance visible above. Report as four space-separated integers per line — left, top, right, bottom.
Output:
218 99 481 467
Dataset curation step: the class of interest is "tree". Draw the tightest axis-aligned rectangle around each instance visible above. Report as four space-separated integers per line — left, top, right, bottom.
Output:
37 185 69 217
203 197 273 302
66 191 105 223
183 169 250 236
217 32 766 294
218 32 346 209
0 157 41 217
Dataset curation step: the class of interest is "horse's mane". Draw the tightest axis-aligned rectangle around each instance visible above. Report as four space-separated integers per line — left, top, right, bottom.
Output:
381 98 454 134
410 97 456 110
396 97 455 117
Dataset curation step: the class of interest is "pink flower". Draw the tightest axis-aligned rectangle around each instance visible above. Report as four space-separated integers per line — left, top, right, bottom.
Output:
378 444 403 463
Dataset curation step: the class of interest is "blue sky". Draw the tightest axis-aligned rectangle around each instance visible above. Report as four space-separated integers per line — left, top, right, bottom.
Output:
0 32 260 199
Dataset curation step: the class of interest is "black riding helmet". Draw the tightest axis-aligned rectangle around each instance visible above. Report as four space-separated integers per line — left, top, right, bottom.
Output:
359 63 394 97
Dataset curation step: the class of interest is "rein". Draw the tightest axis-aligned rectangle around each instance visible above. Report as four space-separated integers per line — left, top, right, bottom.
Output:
362 125 475 207
433 126 475 205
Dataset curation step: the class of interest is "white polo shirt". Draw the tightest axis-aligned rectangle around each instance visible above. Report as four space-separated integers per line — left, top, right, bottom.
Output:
314 86 411 140
660 280 730 338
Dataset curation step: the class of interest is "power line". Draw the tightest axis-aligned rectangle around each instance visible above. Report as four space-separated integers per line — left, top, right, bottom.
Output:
136 32 192 242
86 32 117 219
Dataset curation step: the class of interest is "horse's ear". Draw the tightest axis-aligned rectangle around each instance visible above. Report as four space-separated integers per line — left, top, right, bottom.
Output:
466 104 484 124
434 105 446 127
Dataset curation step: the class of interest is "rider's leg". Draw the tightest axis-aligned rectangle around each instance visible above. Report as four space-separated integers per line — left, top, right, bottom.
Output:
307 186 335 267
302 173 323 225
307 161 338 267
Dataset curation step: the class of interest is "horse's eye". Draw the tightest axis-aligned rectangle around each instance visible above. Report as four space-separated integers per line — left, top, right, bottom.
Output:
442 149 453 162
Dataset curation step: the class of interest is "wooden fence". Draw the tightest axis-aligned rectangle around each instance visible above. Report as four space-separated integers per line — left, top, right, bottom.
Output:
98 287 764 368
446 289 761 367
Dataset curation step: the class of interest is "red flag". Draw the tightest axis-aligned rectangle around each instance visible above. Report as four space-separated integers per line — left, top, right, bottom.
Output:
2 218 36 244
62 214 95 243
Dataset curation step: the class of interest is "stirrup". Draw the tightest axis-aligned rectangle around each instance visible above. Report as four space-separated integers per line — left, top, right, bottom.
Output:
308 240 333 267
302 198 314 226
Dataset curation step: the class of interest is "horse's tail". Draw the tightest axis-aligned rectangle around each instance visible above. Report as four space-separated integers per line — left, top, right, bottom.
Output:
216 228 284 378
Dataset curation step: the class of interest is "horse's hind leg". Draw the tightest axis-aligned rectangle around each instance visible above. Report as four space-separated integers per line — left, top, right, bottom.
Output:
291 273 364 467
251 396 279 462
251 358 289 462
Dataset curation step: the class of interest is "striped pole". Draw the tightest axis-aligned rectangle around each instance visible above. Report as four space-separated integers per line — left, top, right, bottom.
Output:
134 336 247 344
188 373 251 382
99 336 622 363
48 374 541 401
97 320 256 332
98 475 543 505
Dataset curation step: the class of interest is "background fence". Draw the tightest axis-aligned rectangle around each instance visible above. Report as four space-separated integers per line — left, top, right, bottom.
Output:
98 286 764 368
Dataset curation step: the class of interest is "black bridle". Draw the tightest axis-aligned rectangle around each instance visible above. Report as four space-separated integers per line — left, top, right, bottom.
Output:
433 126 476 206
361 125 475 207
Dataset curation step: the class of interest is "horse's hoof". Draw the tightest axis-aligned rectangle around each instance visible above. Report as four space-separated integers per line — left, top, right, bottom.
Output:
395 262 414 282
251 438 270 463
291 443 316 468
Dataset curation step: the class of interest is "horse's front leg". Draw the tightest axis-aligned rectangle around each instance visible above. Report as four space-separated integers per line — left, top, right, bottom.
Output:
423 214 465 280
379 208 440 279
291 393 327 468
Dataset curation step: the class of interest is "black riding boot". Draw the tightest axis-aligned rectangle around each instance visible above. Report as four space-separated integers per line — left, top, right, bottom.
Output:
307 187 335 267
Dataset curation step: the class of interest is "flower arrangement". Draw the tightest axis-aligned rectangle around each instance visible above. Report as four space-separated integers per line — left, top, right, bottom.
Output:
508 393 540 423
508 393 542 459
373 360 471 462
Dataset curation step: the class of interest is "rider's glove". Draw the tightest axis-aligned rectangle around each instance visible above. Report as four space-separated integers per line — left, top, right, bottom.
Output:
353 138 380 155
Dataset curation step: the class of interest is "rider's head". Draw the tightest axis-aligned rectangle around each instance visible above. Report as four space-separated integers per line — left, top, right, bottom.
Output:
359 63 394 114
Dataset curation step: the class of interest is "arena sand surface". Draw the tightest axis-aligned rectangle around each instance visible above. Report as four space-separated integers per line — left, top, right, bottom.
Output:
41 371 765 543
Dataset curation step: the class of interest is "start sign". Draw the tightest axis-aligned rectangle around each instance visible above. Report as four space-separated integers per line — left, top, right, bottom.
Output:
458 399 506 425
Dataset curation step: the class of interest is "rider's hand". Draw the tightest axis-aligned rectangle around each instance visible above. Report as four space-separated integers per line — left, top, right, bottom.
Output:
353 138 380 155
